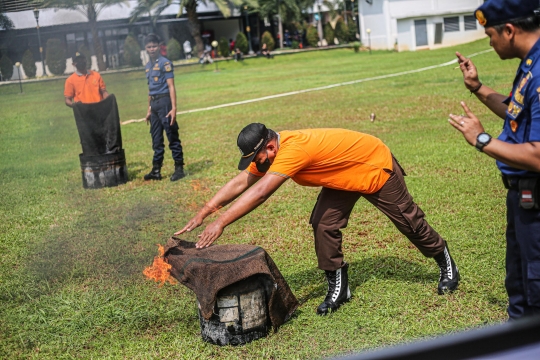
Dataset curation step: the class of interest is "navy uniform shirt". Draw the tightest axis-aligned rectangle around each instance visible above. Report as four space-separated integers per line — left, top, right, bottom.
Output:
499 38 540 177
145 56 174 96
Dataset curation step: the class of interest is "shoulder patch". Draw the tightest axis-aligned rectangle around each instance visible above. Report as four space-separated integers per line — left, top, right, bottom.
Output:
164 64 172 72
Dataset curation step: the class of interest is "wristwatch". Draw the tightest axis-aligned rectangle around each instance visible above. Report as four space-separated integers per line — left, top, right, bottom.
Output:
475 132 492 152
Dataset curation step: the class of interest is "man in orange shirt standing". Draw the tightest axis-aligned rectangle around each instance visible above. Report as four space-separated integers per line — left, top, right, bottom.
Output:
64 52 109 107
176 123 460 315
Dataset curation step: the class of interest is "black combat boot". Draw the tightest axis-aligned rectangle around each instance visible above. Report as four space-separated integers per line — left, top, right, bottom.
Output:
317 262 351 315
434 242 460 295
170 161 185 182
144 162 162 181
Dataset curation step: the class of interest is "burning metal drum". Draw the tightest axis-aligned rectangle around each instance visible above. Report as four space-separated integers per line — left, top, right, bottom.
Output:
199 276 270 346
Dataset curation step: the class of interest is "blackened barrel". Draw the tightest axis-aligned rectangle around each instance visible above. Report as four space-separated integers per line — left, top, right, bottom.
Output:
199 276 270 346
79 150 128 189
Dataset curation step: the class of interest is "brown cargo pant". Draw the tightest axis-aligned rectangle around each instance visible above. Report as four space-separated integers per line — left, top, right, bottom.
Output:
309 156 445 271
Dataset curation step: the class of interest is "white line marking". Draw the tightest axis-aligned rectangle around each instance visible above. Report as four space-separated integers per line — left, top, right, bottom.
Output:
121 49 493 125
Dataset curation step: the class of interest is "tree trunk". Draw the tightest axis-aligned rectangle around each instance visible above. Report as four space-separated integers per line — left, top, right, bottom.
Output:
186 0 204 57
88 5 106 71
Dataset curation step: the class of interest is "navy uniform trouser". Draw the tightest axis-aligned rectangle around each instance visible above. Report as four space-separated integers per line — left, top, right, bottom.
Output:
506 188 540 319
149 96 184 165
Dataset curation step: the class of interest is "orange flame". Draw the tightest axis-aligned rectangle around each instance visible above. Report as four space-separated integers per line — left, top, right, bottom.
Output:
143 244 178 286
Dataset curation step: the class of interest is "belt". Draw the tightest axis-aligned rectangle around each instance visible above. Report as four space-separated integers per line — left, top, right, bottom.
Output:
150 93 169 101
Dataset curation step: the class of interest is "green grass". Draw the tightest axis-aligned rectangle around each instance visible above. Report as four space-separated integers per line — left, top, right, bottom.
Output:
0 39 518 358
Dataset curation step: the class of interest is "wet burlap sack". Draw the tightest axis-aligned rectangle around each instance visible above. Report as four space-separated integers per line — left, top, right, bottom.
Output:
72 94 122 156
163 237 299 329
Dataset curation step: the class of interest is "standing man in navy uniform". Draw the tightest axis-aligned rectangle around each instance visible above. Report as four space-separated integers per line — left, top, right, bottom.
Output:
450 0 540 319
144 33 185 182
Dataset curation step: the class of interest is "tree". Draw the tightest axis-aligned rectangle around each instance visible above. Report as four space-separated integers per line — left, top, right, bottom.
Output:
22 49 37 78
129 0 163 35
41 0 127 71
132 0 257 57
45 38 66 75
256 0 304 48
0 13 14 31
334 18 348 44
235 32 248 54
323 22 334 45
261 31 275 51
306 25 318 47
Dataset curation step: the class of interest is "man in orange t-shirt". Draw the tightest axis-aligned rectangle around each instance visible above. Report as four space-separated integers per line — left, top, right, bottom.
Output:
64 53 108 107
177 123 460 315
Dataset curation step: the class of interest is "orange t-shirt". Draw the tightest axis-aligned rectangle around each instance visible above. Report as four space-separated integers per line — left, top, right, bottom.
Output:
64 70 106 103
247 129 393 194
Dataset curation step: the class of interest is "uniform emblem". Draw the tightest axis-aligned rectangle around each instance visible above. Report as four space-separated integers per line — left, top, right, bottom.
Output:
145 69 149 73
510 120 518 132
475 10 487 26
164 64 172 72
526 59 533 66
514 72 533 104
507 101 523 119
153 64 160 71
154 76 158 82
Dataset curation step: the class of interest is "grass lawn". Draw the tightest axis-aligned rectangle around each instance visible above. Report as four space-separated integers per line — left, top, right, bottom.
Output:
0 39 519 359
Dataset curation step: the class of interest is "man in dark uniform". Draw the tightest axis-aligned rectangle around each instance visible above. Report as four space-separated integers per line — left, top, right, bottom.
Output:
450 0 540 320
143 33 185 182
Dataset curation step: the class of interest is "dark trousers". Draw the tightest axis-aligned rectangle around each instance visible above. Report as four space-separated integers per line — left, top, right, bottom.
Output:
310 157 445 271
149 96 184 165
505 188 540 319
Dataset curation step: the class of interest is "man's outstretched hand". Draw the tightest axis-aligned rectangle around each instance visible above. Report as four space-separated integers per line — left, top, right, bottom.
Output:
194 221 224 249
175 215 203 236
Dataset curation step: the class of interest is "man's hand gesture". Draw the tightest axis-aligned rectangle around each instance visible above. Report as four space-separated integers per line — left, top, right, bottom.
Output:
456 51 482 92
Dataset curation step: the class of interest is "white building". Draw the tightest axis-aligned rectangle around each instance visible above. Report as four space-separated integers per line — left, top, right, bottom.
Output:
357 0 486 51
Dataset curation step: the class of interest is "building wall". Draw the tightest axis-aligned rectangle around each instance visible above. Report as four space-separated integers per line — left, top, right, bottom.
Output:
360 0 486 51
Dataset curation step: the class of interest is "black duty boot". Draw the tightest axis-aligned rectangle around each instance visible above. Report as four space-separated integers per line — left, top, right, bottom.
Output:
144 163 162 181
434 242 460 295
316 262 351 315
170 162 185 182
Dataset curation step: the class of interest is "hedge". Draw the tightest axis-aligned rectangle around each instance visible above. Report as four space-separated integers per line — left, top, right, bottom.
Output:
0 54 13 80
167 38 181 61
45 38 66 75
235 32 248 54
218 37 230 57
261 31 275 51
22 49 37 78
124 34 142 67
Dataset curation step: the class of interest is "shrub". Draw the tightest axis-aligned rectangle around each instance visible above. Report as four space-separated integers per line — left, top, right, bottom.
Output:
167 38 181 61
291 40 299 49
353 41 361 53
235 32 248 54
218 37 230 57
306 26 319 47
348 19 358 42
0 54 13 80
78 44 92 68
21 49 36 78
334 19 348 44
323 23 334 46
261 31 275 51
45 38 66 75
123 34 142 67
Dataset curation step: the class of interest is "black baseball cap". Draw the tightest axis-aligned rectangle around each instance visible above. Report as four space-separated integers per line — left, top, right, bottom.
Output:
72 52 86 63
237 123 268 170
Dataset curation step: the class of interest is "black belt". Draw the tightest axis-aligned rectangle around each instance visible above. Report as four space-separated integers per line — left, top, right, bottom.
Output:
150 93 169 101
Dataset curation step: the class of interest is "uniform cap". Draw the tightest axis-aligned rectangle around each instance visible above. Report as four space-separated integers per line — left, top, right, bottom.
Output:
237 123 268 170
72 52 86 63
475 0 540 28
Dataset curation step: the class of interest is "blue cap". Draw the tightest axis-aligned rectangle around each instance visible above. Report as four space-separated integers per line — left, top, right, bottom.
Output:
475 0 540 27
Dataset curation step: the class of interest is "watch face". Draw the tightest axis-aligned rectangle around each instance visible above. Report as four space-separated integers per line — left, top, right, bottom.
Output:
478 133 490 143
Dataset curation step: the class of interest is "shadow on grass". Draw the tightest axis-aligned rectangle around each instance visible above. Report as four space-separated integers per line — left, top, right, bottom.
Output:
126 161 148 180
25 193 169 295
290 257 435 305
185 159 214 176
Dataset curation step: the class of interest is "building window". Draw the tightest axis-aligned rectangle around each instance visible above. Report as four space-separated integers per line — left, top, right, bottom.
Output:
444 17 460 32
464 15 477 31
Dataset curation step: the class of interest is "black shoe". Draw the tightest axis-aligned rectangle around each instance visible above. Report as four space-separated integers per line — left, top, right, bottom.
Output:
170 162 185 182
144 163 162 181
317 263 351 315
434 242 460 295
